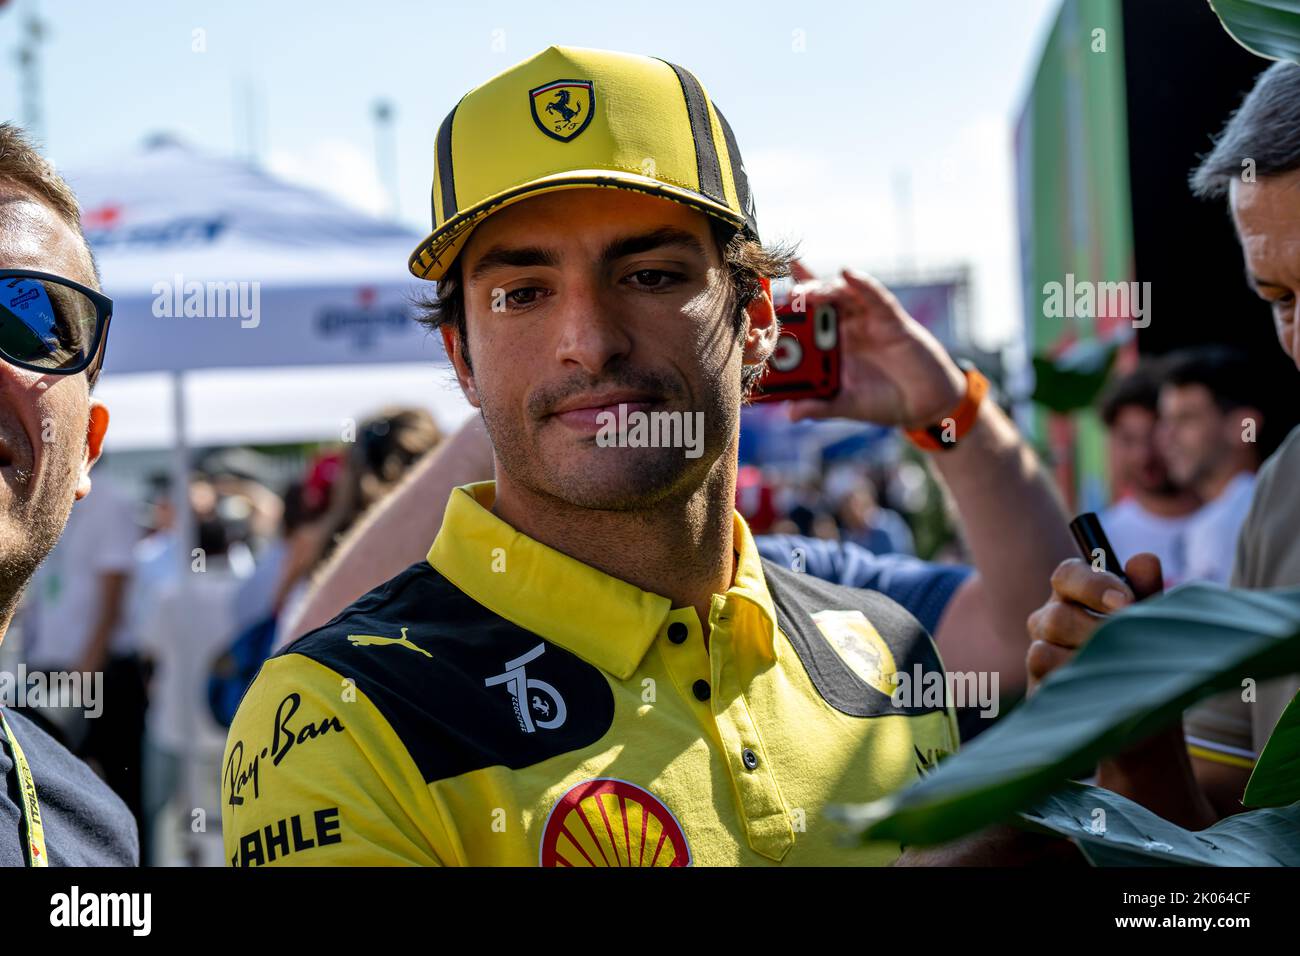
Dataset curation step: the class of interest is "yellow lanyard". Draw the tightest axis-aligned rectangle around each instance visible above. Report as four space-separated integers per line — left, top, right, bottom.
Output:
0 711 46 866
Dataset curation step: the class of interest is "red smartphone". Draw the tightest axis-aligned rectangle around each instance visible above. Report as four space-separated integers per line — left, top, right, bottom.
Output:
751 277 842 403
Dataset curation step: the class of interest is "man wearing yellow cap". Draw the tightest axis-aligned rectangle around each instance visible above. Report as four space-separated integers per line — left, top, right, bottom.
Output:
221 45 1072 867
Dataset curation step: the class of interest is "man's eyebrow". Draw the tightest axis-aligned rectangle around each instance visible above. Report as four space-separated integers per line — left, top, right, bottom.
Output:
598 227 709 265
466 226 709 283
467 244 561 283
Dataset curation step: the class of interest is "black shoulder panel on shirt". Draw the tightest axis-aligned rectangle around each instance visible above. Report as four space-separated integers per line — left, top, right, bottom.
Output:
761 558 947 717
276 561 616 784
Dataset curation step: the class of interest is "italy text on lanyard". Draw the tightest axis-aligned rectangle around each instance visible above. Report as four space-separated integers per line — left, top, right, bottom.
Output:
0 710 46 866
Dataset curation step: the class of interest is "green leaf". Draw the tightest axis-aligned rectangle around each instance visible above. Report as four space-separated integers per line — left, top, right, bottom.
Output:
836 585 1300 846
1210 0 1300 63
1030 339 1118 413
1020 781 1300 866
1243 690 1300 807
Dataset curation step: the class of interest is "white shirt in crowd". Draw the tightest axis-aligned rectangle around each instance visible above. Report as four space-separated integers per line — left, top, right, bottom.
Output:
24 478 140 669
1101 497 1194 587
126 529 180 651
1183 471 1257 586
137 553 250 758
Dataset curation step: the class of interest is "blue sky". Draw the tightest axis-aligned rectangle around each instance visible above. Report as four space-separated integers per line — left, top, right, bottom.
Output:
0 0 1061 349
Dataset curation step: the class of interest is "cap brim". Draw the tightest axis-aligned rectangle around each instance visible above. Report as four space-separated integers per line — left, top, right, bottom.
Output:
407 169 747 281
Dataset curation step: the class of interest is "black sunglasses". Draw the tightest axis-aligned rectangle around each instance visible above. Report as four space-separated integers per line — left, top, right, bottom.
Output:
0 269 112 376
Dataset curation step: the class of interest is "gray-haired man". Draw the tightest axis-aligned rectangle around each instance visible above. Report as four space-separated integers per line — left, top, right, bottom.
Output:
1026 61 1300 823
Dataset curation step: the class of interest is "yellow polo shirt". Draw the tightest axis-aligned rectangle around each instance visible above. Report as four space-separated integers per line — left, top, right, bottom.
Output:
221 481 958 866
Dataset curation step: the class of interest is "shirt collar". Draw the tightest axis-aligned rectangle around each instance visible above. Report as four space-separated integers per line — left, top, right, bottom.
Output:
728 503 779 638
426 481 777 679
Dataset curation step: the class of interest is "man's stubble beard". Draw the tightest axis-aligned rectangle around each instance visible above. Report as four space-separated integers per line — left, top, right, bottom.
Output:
1177 440 1230 496
1134 468 1182 499
0 454 80 624
478 369 741 514
1149 478 1183 498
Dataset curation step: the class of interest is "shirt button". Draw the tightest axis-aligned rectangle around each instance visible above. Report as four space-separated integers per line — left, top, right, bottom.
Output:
692 679 711 701
742 748 759 771
667 622 688 644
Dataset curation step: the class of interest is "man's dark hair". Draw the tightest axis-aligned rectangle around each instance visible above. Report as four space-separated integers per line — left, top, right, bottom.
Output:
0 122 105 389
413 216 799 399
197 516 230 558
1161 346 1260 413
1098 362 1163 428
1191 61 1300 199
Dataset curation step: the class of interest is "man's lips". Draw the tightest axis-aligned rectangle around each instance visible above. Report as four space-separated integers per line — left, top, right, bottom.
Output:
547 393 662 431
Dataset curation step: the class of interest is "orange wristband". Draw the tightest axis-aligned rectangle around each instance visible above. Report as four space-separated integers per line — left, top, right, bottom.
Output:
904 366 989 452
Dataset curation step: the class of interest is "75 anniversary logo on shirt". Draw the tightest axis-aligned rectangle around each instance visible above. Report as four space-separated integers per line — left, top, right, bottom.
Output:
485 643 568 734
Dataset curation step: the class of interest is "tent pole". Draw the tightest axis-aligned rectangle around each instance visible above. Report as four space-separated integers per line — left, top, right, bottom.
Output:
170 369 198 865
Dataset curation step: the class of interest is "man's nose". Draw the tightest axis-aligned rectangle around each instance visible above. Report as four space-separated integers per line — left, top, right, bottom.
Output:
552 283 632 375
1289 304 1300 370
1154 422 1174 453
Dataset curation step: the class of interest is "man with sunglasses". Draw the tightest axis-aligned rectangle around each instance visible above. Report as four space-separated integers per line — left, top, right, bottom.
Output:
0 122 135 865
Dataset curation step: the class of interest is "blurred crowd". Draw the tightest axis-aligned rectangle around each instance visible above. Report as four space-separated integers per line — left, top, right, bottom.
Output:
1097 347 1268 589
737 459 921 557
11 341 1266 865
10 331 1279 864
12 406 443 865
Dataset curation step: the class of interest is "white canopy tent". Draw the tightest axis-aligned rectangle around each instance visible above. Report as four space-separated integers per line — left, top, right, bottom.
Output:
62 138 473 862
67 136 473 447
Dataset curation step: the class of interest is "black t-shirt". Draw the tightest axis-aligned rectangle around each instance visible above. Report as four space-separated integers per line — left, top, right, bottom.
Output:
0 709 138 866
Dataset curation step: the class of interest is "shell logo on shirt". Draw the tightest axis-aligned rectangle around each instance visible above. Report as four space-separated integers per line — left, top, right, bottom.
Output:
539 779 691 867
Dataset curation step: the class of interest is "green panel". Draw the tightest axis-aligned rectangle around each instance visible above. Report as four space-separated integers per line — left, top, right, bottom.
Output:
1016 0 1134 504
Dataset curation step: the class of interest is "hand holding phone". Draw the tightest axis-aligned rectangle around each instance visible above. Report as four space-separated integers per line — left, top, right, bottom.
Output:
751 277 841 404
1028 516 1164 694
1068 512 1132 589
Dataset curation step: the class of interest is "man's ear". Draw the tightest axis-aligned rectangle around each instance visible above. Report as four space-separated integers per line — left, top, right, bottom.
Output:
76 401 109 500
741 282 779 369
441 324 480 408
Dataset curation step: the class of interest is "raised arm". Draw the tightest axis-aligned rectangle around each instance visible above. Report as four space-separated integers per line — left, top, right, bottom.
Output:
283 416 493 639
788 267 1075 694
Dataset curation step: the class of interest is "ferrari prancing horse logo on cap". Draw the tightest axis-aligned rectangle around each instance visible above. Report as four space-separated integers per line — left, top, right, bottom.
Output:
529 78 595 142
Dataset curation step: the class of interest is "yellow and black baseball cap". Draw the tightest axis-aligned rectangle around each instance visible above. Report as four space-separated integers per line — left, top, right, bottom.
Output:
408 45 760 281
